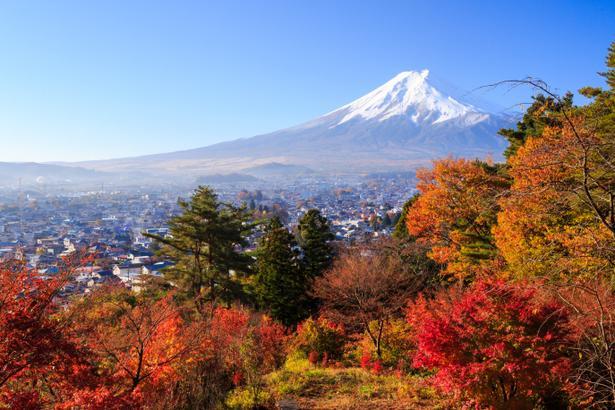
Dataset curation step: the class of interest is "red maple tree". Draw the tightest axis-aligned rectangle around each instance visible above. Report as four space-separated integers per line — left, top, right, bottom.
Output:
408 279 574 408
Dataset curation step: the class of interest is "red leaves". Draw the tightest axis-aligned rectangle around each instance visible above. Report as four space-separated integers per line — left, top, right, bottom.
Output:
360 351 372 369
207 307 288 377
72 286 197 403
408 280 573 407
0 262 94 407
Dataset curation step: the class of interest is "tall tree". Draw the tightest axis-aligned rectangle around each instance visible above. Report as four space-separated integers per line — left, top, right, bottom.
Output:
495 42 615 280
254 218 308 327
145 186 253 309
297 209 335 279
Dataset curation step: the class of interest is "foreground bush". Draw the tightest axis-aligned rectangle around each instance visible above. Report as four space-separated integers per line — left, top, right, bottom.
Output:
0 262 138 409
292 317 347 364
314 246 423 360
166 307 288 409
408 279 574 408
353 319 414 371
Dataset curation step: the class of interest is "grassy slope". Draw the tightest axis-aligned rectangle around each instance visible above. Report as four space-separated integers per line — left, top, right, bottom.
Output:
228 355 452 410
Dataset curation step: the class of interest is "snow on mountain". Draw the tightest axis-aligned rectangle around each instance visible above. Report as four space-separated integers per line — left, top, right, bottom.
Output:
70 71 514 176
333 70 487 126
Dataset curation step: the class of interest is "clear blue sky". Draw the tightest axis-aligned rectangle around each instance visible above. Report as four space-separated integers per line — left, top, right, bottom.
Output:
0 0 613 162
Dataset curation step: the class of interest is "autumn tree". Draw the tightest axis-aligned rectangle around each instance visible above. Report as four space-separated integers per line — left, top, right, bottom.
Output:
72 285 198 401
146 186 253 310
406 158 509 281
0 260 132 409
409 279 574 408
254 217 308 327
0 261 73 394
231 315 287 408
314 246 423 359
151 306 287 410
494 44 615 280
552 279 615 407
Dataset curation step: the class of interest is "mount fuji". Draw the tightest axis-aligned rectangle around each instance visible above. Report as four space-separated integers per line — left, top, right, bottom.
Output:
73 70 513 176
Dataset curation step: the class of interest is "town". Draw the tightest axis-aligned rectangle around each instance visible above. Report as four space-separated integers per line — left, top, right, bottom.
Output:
0 175 416 295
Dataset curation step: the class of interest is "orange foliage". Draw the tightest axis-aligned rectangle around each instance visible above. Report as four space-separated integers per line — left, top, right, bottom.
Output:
72 286 198 405
494 119 614 279
406 158 508 280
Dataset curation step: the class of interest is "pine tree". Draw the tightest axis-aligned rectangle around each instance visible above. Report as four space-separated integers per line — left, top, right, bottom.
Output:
601 41 615 89
145 186 253 310
297 209 335 279
254 217 307 327
393 194 418 240
498 93 573 160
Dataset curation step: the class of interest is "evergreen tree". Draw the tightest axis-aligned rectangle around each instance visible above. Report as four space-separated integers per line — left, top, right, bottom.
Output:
254 217 307 327
145 186 253 310
297 209 335 279
498 92 573 160
393 194 419 240
600 41 615 89
382 212 392 227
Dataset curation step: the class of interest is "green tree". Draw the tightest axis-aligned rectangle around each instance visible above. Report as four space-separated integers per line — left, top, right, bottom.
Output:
498 92 573 160
601 41 615 89
393 194 419 240
145 186 253 310
254 217 307 327
297 209 335 279
580 40 615 144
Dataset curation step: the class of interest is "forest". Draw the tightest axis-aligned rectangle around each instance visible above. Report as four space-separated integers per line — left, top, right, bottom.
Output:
1 43 614 409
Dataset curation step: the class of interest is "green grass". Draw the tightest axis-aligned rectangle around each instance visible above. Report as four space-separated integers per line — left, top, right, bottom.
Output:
263 354 451 409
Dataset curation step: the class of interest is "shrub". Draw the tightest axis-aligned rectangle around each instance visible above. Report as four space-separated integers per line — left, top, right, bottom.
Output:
165 307 287 409
408 279 574 408
354 319 415 370
226 387 272 410
292 317 347 363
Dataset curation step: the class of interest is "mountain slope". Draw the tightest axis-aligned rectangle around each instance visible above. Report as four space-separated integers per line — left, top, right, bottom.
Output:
74 70 513 175
0 162 110 188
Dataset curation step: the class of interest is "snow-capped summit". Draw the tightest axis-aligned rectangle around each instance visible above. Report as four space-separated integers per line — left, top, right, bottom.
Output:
334 70 488 126
73 71 514 176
